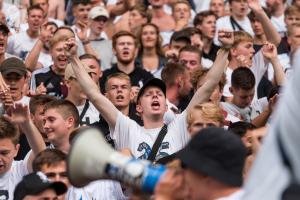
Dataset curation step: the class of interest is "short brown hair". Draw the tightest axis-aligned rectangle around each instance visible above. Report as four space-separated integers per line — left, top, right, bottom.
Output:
191 68 226 91
193 10 216 26
104 72 131 92
171 0 191 13
285 5 300 17
27 4 44 15
231 67 255 90
187 102 224 128
161 62 187 87
32 149 67 172
44 99 80 128
29 95 56 115
129 3 152 23
112 31 137 49
0 116 19 145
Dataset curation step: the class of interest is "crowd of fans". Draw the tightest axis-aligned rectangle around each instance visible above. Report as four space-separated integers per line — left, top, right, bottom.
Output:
0 0 299 199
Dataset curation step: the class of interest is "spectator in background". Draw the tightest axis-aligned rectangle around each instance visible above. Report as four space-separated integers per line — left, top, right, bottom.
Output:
194 11 219 63
128 3 151 36
8 5 44 60
100 31 153 98
0 0 20 32
266 0 287 36
135 23 166 79
0 23 14 64
179 45 203 72
214 0 254 45
149 0 175 45
210 0 226 18
172 0 192 31
24 22 58 71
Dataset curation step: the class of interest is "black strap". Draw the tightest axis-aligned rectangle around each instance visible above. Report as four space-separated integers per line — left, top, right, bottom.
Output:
147 124 168 162
79 100 90 124
230 16 244 32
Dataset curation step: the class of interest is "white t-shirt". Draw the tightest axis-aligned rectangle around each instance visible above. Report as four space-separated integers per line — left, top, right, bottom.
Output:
37 51 53 68
110 111 190 161
271 15 286 37
0 155 29 200
223 51 269 101
7 31 38 60
214 15 254 46
77 101 100 125
65 180 126 200
2 2 20 33
221 97 268 122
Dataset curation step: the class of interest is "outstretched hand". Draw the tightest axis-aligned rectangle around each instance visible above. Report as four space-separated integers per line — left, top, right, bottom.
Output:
4 103 30 125
248 0 263 12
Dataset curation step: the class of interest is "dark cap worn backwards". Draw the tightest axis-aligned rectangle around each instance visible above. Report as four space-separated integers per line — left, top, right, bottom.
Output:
177 127 247 187
0 57 27 76
14 172 67 200
137 78 166 102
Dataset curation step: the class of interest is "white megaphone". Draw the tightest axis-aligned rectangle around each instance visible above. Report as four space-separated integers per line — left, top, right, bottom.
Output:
67 127 166 193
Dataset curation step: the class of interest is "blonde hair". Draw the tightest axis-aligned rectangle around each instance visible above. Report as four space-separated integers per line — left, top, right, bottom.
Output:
49 34 69 50
187 102 224 128
233 31 254 48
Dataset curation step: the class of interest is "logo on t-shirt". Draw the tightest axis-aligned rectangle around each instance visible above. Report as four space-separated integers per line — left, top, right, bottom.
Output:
137 142 170 160
0 190 8 200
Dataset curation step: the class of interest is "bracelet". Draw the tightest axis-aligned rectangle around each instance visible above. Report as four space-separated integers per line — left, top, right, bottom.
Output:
82 40 90 45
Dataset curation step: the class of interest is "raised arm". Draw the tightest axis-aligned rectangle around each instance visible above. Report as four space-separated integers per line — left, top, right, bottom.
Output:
186 30 231 112
4 104 46 172
262 42 285 85
25 23 52 72
65 38 119 128
248 0 281 47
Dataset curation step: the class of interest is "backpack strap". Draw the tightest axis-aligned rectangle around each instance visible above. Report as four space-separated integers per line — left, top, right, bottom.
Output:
147 124 168 162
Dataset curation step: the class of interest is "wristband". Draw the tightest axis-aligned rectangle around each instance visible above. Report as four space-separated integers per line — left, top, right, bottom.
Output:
82 40 90 45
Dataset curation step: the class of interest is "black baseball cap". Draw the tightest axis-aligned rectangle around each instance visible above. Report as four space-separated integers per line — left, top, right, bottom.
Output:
170 30 191 44
137 78 166 102
14 172 67 200
0 57 27 76
177 127 247 187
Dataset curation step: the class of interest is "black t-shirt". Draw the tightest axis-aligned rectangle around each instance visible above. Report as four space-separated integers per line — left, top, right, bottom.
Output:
202 43 220 62
34 67 67 99
100 64 154 93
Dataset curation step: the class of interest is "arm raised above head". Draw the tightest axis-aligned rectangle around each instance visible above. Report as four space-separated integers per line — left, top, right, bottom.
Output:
65 38 119 128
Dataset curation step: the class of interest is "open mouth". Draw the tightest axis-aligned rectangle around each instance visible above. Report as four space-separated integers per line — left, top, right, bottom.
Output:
0 41 5 48
122 51 130 56
151 101 160 109
116 95 124 100
58 56 68 63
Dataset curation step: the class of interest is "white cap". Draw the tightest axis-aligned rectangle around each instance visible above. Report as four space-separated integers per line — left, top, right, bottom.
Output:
88 6 109 19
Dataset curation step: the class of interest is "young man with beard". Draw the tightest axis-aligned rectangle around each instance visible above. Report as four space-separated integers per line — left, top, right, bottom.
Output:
67 30 232 161
7 5 44 60
30 34 71 99
161 62 193 119
178 45 202 72
25 22 58 71
100 31 153 97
